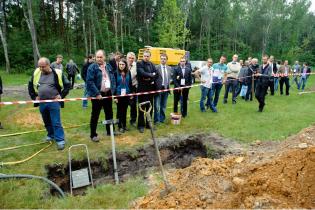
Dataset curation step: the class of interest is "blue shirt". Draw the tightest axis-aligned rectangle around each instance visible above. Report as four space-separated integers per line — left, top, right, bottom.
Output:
212 63 228 84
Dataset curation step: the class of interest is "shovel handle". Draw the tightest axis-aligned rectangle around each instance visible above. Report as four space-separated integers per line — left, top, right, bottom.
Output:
139 101 152 113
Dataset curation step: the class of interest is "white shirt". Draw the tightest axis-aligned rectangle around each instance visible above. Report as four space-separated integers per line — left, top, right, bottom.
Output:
200 66 213 88
160 65 168 86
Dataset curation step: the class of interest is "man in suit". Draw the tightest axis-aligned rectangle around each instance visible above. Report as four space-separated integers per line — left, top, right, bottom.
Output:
154 53 172 124
173 57 192 118
267 55 277 95
137 50 158 133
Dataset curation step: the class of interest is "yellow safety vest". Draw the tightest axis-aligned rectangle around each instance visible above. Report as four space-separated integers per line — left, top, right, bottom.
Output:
33 68 63 93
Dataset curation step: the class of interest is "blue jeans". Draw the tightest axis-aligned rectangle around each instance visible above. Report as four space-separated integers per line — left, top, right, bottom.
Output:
200 86 214 111
39 102 65 145
274 77 279 92
82 83 88 108
154 91 169 123
212 83 223 107
299 77 307 91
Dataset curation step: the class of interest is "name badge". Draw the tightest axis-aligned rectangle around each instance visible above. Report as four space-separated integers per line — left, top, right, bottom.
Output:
121 88 126 96
181 79 185 86
105 80 111 88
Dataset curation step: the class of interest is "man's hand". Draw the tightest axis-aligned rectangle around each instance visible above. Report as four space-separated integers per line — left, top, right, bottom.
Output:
35 96 40 101
96 94 102 100
55 94 61 99
114 98 118 103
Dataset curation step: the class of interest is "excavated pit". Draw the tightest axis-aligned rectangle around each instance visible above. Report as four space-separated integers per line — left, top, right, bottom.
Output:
46 133 243 196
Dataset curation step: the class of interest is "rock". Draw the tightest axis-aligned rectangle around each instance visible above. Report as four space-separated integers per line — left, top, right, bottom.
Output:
232 177 245 186
235 157 245 163
298 143 308 149
220 180 232 192
256 140 262 145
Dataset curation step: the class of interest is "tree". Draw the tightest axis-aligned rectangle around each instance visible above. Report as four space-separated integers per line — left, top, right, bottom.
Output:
22 0 40 67
0 0 10 72
155 0 190 48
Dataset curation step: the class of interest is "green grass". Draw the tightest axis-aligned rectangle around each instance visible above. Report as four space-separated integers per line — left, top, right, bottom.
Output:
0 71 31 86
0 73 315 208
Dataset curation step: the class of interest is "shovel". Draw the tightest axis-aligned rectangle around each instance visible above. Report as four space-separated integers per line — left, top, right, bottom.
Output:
139 101 176 197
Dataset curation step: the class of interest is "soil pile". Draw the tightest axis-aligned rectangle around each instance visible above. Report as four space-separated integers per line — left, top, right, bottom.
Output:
136 127 315 208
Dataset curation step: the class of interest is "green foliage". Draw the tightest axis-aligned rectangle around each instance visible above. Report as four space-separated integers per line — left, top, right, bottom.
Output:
155 0 190 48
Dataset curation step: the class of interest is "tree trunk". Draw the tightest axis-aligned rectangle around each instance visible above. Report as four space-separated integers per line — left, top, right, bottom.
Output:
0 25 10 73
113 0 119 52
59 0 64 37
23 0 41 68
65 0 70 56
81 0 88 56
120 12 124 53
90 0 96 53
0 0 10 73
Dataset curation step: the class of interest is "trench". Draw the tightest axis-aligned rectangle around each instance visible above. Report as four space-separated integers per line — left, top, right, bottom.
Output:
46 134 242 196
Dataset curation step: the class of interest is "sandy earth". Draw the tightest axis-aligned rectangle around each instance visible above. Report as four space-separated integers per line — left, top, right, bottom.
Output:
136 126 315 209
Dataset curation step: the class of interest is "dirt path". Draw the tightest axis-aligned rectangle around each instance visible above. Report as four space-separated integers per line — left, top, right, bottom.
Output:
135 126 315 209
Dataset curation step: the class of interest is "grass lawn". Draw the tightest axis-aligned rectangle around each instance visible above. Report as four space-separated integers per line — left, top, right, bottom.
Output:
0 72 315 208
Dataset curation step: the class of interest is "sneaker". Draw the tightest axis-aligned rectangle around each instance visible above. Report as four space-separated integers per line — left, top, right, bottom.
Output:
232 100 237 104
57 144 65 150
123 127 129 132
91 136 99 142
139 127 144 133
119 128 125 133
45 136 54 142
0 123 3 129
212 107 218 113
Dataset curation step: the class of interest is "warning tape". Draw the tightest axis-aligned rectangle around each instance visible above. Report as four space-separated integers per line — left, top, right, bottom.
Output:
0 72 313 106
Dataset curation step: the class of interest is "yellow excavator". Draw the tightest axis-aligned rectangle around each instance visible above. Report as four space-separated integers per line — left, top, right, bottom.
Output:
137 46 190 66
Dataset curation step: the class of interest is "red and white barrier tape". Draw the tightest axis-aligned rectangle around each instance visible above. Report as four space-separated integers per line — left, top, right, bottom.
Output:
0 72 313 106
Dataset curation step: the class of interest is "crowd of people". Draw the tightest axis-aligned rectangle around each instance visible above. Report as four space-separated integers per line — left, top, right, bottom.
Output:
24 50 312 150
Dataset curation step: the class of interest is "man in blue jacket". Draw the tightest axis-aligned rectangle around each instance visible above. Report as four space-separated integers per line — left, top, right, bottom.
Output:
86 50 117 142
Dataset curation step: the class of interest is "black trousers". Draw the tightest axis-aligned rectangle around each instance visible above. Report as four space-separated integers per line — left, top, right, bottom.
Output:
129 86 137 124
267 77 274 95
137 93 154 129
280 77 290 95
174 88 190 117
255 82 268 111
116 96 129 129
68 74 75 89
90 91 113 137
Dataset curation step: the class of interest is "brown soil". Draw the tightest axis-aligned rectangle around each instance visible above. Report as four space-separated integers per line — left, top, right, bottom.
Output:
12 111 42 128
136 126 315 209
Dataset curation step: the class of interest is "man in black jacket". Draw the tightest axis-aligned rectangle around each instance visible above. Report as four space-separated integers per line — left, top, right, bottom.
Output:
137 50 158 133
109 52 122 73
255 55 272 112
173 57 192 118
28 57 71 150
81 54 94 108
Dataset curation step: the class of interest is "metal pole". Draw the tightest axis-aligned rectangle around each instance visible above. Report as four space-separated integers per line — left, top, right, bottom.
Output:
110 123 119 184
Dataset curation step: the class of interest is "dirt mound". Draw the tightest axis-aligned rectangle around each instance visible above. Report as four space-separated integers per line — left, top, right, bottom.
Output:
136 127 315 209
